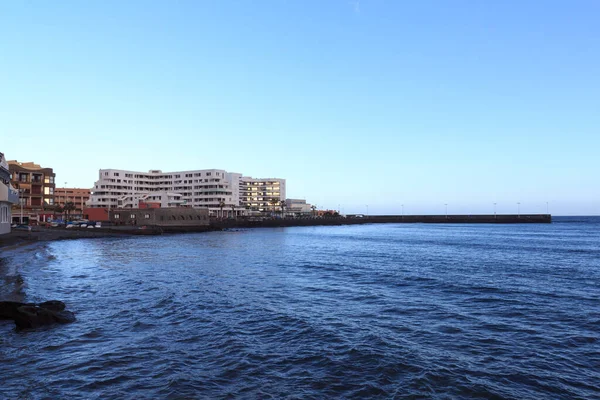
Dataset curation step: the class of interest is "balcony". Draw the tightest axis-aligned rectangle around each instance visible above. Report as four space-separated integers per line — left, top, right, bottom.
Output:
0 183 19 204
0 166 10 182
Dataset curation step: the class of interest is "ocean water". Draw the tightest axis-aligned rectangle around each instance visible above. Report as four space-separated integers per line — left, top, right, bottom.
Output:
1 217 599 399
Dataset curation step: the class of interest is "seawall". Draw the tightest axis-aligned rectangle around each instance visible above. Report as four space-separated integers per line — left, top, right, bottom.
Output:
211 214 551 229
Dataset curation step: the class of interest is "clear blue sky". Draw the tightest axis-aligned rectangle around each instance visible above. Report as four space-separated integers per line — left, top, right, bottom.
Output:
1 1 598 215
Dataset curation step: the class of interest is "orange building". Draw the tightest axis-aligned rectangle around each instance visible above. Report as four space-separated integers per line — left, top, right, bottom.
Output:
55 187 91 215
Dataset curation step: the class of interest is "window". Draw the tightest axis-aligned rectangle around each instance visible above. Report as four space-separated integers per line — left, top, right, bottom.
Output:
130 214 136 219
144 214 150 219
114 214 120 219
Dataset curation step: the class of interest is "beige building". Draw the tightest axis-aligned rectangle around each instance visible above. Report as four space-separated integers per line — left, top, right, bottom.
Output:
285 199 313 215
55 187 91 216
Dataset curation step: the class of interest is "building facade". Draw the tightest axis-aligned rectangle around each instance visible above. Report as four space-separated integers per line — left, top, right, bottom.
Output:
239 177 286 213
109 207 209 227
55 187 91 217
285 199 313 216
0 152 19 234
8 160 56 224
87 168 286 216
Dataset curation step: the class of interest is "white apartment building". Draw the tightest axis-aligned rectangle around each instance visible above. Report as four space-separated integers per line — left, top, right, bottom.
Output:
239 177 286 213
0 152 20 235
87 168 286 215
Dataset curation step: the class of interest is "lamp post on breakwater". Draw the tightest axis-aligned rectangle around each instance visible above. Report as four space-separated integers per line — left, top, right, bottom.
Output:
546 202 549 215
366 205 369 217
445 203 448 220
494 203 497 219
401 204 404 220
517 202 521 218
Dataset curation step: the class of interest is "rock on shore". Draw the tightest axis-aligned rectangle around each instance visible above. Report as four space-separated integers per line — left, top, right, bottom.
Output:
0 300 76 329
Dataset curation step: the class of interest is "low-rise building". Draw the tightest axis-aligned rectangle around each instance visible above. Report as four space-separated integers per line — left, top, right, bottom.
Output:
285 199 313 216
109 207 209 227
0 152 20 234
8 160 56 224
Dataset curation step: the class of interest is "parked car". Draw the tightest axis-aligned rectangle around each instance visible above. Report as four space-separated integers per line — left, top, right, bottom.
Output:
87 225 95 229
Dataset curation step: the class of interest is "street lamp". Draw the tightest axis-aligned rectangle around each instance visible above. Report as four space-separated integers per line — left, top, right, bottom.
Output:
517 202 521 218
494 203 497 219
401 204 404 219
546 202 549 215
445 203 448 219
19 189 24 224
366 205 369 217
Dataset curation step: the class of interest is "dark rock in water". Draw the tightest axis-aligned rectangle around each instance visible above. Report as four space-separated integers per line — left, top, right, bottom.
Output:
38 300 66 312
0 301 30 320
0 300 75 329
13 306 56 329
53 310 76 324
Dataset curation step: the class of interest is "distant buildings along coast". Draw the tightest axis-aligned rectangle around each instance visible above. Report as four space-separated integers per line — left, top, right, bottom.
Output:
1 159 317 232
86 168 312 218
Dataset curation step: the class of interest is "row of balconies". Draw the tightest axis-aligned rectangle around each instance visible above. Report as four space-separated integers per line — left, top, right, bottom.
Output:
240 181 281 186
242 188 279 193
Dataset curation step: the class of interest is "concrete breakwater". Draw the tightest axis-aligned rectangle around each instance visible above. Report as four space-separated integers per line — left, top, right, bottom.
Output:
212 214 551 229
97 214 552 234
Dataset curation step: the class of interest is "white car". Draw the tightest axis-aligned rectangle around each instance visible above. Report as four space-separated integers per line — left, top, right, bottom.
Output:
79 223 87 228
87 225 94 229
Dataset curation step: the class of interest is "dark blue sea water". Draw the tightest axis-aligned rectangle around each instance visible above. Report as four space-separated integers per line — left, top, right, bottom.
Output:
1 217 599 399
